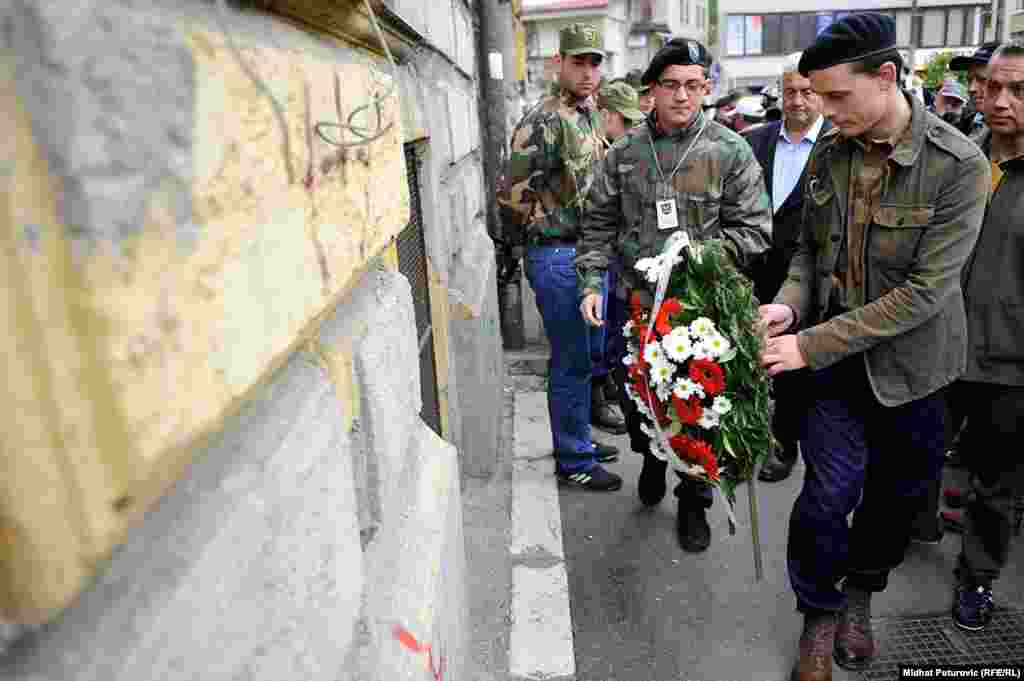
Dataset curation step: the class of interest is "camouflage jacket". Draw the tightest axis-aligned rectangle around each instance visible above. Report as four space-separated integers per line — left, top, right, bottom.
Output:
497 84 605 250
576 111 772 299
776 94 989 406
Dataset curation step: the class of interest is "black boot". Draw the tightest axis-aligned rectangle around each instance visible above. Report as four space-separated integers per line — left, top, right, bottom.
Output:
758 445 798 482
637 455 667 506
676 500 711 552
591 379 626 434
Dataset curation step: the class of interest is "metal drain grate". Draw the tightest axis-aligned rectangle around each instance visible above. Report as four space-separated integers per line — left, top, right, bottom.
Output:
862 610 1024 680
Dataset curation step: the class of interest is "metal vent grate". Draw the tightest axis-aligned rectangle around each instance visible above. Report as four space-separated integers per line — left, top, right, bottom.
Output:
396 142 443 437
861 610 1024 681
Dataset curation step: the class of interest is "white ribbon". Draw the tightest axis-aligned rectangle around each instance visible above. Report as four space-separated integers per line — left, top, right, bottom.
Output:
639 231 740 532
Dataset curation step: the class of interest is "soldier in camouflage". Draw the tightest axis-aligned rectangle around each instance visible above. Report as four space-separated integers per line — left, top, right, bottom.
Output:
576 37 772 552
496 22 622 491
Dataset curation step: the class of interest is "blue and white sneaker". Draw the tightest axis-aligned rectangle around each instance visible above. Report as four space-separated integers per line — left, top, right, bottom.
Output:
953 583 994 631
556 464 623 492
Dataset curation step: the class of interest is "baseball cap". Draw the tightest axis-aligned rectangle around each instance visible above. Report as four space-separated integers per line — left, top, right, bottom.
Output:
949 42 1001 71
598 82 646 123
938 77 967 102
559 23 605 58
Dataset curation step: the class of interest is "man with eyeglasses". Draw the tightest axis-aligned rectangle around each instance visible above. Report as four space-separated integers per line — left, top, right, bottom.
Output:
497 22 623 492
950 41 1001 138
942 39 1024 634
576 37 771 552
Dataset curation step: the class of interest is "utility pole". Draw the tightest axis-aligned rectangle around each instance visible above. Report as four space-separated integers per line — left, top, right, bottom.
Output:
478 0 526 349
908 0 918 74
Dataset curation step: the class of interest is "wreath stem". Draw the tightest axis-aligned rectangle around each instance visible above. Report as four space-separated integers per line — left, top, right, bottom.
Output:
749 477 764 582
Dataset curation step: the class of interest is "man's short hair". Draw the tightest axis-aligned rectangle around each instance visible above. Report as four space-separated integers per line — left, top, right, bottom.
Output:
991 39 1024 63
850 48 904 77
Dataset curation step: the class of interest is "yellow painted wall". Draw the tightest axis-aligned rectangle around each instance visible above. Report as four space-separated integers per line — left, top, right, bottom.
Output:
0 22 410 624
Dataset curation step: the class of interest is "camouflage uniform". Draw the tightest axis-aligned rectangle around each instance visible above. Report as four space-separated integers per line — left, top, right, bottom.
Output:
576 110 772 300
496 22 621 481
496 85 605 249
575 107 772 512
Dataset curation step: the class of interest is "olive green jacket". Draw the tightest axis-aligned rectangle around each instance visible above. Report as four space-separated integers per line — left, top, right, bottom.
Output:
776 94 990 406
576 111 772 299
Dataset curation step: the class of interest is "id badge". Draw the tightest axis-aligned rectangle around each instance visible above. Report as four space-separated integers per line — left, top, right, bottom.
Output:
656 198 679 230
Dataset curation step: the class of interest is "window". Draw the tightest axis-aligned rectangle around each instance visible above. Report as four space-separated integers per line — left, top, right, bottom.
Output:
696 0 705 30
745 15 763 55
780 14 799 54
526 23 539 57
682 0 690 26
894 10 912 46
799 14 818 50
726 15 744 55
947 8 965 45
762 14 781 55
922 9 945 47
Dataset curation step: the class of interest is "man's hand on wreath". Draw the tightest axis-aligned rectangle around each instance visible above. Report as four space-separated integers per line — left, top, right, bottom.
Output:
757 303 794 338
580 292 604 327
761 334 807 376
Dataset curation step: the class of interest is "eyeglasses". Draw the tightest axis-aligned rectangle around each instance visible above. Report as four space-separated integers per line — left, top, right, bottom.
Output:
657 79 706 95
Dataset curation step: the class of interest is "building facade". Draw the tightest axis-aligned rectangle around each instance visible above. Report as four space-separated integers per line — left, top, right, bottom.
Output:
716 0 993 91
0 1 503 679
522 0 709 102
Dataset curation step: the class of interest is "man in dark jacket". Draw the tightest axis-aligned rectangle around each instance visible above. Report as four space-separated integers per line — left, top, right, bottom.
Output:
758 14 988 681
746 51 832 483
945 40 1024 633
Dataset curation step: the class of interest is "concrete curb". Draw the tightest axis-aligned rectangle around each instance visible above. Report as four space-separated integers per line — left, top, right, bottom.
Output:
509 391 575 681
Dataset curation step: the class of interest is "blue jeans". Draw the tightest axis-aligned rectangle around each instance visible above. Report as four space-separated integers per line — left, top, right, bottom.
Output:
788 357 945 613
591 265 628 379
525 246 603 472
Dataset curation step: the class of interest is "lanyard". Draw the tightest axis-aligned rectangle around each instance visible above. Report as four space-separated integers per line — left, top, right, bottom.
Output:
647 118 707 189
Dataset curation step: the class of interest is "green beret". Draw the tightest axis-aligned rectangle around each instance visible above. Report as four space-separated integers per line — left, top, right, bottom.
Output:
798 13 897 76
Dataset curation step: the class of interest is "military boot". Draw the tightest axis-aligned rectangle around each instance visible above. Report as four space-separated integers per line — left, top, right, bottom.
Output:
791 612 836 681
591 378 626 434
834 585 875 670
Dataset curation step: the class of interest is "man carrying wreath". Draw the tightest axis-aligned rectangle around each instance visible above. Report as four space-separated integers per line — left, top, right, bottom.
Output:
757 13 989 681
576 37 772 552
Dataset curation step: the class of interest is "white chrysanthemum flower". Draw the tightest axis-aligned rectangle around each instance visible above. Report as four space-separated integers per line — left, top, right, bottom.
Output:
673 377 706 400
622 352 636 366
690 340 714 361
656 380 673 402
643 339 665 365
705 333 732 359
622 320 635 338
698 410 721 429
663 328 694 363
712 395 733 416
649 358 675 386
689 317 717 339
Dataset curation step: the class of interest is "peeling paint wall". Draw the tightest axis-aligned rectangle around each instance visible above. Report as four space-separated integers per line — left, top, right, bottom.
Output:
0 0 501 678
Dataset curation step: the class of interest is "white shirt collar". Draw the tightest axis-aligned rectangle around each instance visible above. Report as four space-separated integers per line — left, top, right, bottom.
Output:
778 114 824 145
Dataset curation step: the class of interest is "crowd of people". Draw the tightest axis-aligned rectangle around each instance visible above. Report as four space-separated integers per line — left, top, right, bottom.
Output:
496 13 1022 681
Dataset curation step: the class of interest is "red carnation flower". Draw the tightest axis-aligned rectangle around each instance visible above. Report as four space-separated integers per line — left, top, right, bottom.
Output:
654 298 683 336
689 358 726 396
687 438 720 481
671 393 703 425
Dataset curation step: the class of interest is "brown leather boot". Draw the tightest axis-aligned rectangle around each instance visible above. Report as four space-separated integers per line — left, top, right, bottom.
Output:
791 612 836 681
834 586 875 670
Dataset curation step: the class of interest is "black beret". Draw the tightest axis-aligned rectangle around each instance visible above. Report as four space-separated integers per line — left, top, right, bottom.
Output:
949 41 1001 71
641 38 712 85
798 13 897 76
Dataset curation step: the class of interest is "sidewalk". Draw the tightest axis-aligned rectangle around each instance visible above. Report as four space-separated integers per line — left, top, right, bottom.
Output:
500 351 1024 681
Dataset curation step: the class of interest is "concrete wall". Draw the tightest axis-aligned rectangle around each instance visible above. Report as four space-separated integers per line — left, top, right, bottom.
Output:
0 0 501 677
